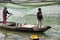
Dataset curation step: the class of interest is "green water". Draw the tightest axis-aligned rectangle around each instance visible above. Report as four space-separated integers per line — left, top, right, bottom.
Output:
0 3 60 40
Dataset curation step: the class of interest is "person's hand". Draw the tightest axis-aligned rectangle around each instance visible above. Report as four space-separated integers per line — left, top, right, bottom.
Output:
10 13 13 15
11 13 13 15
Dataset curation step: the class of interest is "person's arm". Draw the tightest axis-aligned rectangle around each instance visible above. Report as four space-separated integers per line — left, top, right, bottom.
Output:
6 10 13 15
6 10 10 14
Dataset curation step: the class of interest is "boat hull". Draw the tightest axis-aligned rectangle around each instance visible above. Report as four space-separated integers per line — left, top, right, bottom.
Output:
0 21 51 33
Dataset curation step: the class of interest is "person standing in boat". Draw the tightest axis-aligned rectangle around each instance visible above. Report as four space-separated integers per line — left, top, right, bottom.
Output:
2 6 12 26
37 8 43 28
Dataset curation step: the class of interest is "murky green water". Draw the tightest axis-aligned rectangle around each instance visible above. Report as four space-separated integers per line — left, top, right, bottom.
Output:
0 3 60 40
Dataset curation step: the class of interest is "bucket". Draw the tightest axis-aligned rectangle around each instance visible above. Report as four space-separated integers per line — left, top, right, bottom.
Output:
31 35 39 40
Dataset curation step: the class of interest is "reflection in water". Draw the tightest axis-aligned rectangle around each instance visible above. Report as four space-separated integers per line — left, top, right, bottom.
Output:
0 32 45 40
0 33 60 40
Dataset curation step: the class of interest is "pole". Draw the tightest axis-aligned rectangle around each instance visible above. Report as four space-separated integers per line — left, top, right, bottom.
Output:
4 25 7 40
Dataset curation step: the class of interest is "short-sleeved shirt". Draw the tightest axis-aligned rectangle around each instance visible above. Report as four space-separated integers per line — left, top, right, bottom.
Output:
37 11 43 20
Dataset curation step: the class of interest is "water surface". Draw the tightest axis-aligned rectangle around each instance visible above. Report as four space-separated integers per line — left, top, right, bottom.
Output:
0 3 60 40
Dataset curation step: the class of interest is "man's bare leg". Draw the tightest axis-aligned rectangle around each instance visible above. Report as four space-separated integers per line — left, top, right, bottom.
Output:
37 20 40 28
37 20 41 28
3 23 7 40
40 20 42 28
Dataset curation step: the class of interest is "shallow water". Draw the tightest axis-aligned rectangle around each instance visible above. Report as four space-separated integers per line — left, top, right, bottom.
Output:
0 3 60 40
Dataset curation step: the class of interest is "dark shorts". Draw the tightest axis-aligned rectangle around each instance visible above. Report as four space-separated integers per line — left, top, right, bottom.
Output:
37 15 43 21
38 19 42 21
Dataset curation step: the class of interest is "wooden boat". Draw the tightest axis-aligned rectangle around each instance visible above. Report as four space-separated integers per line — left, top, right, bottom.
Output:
0 21 51 33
